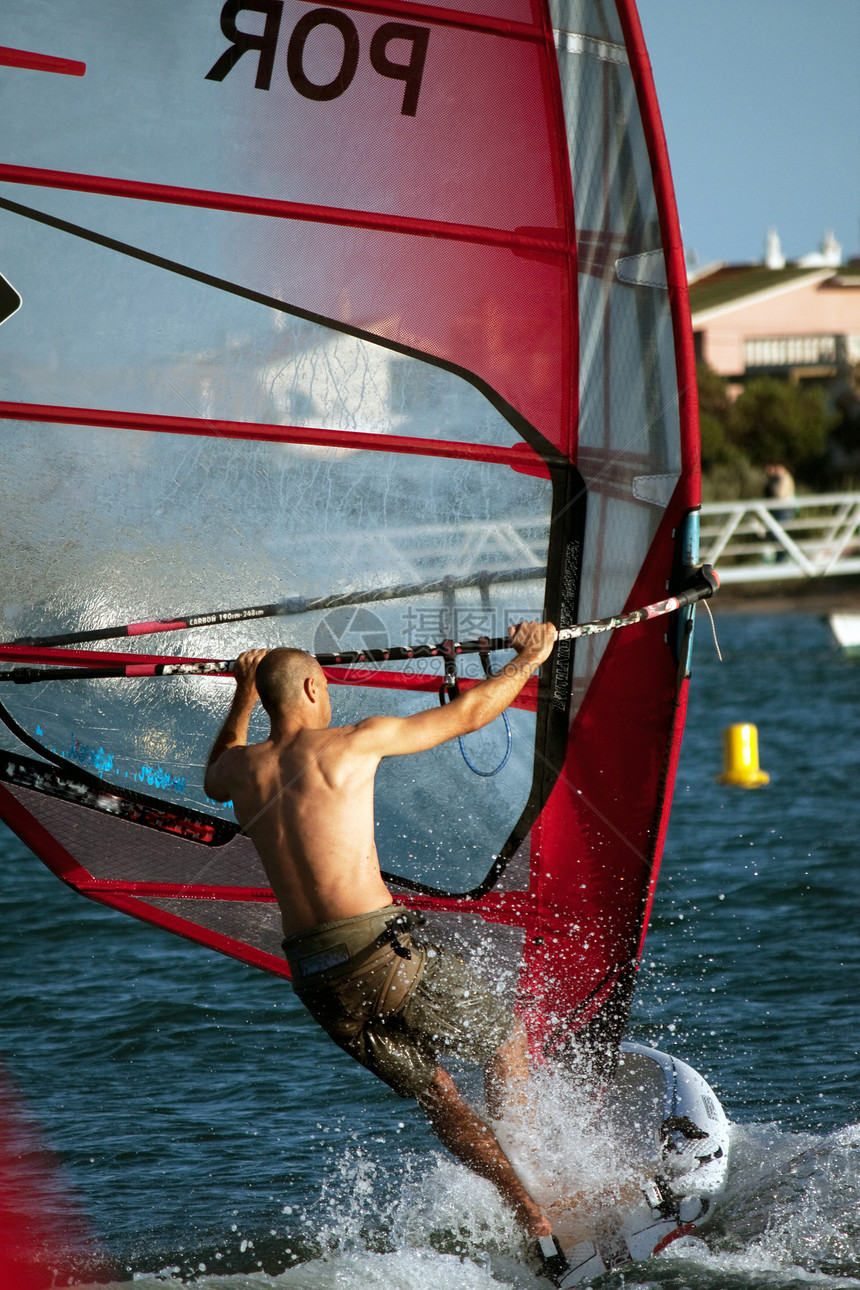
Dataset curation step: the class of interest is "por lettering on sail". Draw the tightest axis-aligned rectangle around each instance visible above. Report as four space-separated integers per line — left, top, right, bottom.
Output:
205 1 430 116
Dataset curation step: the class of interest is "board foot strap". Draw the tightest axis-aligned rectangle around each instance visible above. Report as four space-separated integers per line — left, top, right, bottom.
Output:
536 1234 571 1286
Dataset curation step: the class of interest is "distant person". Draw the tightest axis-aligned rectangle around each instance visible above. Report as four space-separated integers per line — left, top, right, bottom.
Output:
204 624 558 1244
764 463 796 562
764 463 795 517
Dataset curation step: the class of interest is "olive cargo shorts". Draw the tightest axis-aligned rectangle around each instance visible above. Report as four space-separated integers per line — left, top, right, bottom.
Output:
283 905 512 1099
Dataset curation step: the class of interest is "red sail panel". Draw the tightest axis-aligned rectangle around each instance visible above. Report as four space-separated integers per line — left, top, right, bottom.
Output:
0 3 574 454
0 1067 112 1287
509 0 701 1061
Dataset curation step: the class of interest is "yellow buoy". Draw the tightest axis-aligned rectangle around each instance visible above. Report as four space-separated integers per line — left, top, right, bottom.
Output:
717 723 770 787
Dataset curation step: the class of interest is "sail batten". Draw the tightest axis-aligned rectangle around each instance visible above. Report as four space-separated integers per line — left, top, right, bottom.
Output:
0 163 568 253
0 401 552 471
283 2 545 42
0 45 86 75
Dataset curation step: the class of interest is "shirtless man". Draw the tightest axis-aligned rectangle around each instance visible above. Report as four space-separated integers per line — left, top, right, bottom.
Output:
204 621 557 1242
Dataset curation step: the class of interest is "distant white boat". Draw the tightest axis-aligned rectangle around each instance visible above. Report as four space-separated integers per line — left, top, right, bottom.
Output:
829 613 860 656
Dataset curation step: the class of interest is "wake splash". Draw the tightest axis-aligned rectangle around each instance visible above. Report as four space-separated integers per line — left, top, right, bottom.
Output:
71 1109 859 1289
695 1122 860 1285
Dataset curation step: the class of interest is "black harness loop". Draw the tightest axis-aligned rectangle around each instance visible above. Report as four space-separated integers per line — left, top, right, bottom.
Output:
477 635 492 679
378 909 426 960
438 638 460 706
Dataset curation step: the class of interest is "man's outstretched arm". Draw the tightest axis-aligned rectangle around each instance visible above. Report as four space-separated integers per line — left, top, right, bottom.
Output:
352 621 556 759
203 649 267 801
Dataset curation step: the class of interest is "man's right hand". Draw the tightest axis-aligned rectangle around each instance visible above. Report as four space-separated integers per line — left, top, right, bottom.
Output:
350 621 557 760
508 621 557 668
233 648 268 691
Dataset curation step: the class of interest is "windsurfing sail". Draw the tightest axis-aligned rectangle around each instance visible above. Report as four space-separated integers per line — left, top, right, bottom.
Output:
0 1 700 1072
0 1067 112 1287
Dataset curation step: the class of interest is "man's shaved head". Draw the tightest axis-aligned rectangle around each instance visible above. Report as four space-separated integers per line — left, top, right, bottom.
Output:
255 648 324 715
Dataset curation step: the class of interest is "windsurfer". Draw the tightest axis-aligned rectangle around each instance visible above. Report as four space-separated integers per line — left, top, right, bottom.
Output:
204 621 557 1240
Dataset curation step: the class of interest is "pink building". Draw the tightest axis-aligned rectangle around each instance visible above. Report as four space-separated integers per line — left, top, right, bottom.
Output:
689 258 860 386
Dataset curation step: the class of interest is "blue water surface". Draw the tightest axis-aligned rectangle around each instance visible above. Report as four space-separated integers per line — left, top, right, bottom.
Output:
0 611 858 1288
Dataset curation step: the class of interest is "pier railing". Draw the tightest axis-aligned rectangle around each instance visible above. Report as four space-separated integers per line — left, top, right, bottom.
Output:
700 492 860 583
311 496 860 591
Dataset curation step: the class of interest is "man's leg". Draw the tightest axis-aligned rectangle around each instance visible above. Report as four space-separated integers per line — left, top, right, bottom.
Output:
484 1022 530 1121
418 1066 552 1238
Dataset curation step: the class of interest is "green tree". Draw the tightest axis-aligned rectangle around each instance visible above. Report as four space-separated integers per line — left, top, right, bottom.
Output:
697 361 731 424
727 377 833 473
696 362 732 469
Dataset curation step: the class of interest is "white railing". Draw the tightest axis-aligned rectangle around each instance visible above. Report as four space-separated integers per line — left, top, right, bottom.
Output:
329 499 860 589
357 517 547 584
700 492 860 582
744 334 837 369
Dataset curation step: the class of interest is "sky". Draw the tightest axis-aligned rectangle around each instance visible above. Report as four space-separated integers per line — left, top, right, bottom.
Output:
635 0 860 269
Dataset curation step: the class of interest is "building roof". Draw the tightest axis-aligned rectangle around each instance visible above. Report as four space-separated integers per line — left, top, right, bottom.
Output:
687 256 860 379
688 263 827 316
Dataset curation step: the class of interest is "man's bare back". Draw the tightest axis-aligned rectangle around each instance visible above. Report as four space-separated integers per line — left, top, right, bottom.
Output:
204 622 556 936
208 715 392 935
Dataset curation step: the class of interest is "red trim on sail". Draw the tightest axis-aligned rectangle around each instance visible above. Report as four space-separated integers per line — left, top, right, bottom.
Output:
610 0 701 969
401 889 540 930
78 884 544 932
74 881 277 901
0 783 102 887
83 891 293 977
0 400 550 474
0 164 565 257
0 46 85 76
296 0 542 41
0 783 290 975
53 882 542 913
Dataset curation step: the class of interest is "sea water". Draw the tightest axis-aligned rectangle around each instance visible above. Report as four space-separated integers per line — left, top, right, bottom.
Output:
0 610 858 1288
